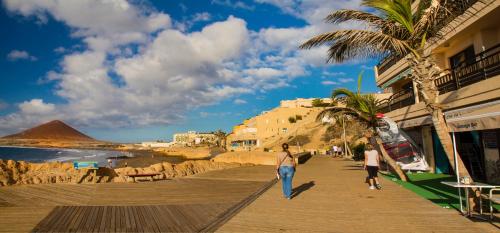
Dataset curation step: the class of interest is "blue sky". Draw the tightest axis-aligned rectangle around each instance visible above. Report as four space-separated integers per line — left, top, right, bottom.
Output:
0 0 379 142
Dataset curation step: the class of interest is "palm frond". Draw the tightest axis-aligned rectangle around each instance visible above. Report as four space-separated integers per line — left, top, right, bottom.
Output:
412 0 443 46
362 0 414 32
300 30 410 63
316 106 372 123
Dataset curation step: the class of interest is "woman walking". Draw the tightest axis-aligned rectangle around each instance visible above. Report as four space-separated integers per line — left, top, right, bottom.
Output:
276 143 296 199
364 144 382 190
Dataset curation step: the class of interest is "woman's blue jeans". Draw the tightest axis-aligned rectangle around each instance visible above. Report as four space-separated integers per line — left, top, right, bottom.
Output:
279 166 295 198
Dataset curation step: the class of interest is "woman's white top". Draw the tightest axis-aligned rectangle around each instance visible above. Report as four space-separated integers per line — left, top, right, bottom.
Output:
365 149 379 166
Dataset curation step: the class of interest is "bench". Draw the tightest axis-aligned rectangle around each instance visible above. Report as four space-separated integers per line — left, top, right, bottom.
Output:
125 173 161 182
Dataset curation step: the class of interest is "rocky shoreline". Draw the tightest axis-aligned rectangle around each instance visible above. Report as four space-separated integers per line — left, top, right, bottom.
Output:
0 159 251 186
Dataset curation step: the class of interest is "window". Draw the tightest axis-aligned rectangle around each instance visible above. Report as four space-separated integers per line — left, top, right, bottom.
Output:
449 46 475 69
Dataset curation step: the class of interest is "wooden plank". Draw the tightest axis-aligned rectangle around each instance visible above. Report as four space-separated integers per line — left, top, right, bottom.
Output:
67 206 85 232
98 206 108 233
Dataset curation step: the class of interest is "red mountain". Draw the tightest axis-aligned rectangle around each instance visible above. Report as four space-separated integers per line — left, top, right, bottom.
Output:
2 120 95 141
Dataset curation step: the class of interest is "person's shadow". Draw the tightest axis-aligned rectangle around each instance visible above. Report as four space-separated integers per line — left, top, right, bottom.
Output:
291 181 315 199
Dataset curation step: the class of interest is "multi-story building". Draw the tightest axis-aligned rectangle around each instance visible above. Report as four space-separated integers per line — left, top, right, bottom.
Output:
173 131 217 146
375 0 500 183
227 98 327 151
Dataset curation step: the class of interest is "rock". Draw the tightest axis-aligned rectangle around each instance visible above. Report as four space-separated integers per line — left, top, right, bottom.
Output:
0 158 250 186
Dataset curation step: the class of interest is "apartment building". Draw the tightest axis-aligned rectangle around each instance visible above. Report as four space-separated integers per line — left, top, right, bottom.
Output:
173 131 217 146
375 0 500 183
226 98 327 151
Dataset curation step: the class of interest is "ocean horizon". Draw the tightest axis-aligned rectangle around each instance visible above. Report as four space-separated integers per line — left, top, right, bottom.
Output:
0 146 133 166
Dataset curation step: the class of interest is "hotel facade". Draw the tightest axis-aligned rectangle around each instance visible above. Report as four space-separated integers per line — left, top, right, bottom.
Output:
226 98 331 151
375 0 500 183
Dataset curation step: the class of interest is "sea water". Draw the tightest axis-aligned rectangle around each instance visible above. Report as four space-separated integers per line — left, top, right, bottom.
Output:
0 146 132 166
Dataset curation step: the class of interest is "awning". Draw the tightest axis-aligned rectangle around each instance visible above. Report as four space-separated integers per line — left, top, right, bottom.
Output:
397 115 432 129
381 68 412 89
445 100 500 132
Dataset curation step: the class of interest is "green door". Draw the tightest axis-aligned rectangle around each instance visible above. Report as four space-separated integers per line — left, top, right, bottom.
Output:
432 130 450 174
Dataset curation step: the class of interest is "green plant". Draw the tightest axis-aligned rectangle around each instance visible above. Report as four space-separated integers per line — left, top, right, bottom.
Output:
288 116 296 123
353 143 366 161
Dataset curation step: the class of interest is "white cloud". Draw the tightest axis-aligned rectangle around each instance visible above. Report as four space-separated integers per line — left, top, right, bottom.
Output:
244 68 284 78
0 0 368 135
361 64 373 70
234 99 247 104
53 46 66 53
174 12 213 31
211 0 255 10
19 99 55 115
338 78 355 83
323 71 346 76
321 81 339 85
6 50 37 61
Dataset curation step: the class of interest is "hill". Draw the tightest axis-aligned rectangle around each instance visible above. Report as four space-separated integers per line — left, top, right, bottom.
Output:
2 120 95 141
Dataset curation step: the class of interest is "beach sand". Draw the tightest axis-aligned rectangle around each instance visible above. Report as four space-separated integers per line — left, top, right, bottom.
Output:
114 150 208 168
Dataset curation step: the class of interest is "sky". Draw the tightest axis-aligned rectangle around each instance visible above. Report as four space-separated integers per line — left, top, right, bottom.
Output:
0 0 380 142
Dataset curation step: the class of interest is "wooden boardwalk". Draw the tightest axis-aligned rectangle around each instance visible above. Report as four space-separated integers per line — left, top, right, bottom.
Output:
218 156 500 233
0 165 275 233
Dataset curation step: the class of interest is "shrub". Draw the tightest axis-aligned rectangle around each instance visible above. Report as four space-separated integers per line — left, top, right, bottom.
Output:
296 115 302 120
288 116 296 123
353 143 366 161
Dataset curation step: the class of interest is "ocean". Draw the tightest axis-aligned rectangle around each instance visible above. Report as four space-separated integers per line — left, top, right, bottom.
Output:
0 146 133 166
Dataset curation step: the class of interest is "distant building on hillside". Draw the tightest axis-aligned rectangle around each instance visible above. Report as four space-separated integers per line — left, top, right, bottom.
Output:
141 141 175 148
227 96 390 152
173 131 217 146
226 98 331 152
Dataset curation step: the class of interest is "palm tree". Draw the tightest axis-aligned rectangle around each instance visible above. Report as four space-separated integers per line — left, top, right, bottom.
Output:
213 129 227 150
300 0 480 178
318 72 408 181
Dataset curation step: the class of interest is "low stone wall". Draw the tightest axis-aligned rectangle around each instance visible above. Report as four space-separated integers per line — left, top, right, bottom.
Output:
113 160 248 182
211 151 280 165
0 159 250 186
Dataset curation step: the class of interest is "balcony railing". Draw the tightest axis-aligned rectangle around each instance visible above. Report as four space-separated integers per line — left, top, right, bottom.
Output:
436 43 500 94
377 0 479 75
379 89 415 113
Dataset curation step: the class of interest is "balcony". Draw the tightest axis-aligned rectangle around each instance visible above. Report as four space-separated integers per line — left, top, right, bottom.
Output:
376 0 480 76
435 43 500 94
379 89 415 113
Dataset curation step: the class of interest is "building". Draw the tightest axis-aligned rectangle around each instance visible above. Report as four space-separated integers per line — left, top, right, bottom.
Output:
375 0 500 183
172 131 217 146
227 98 325 151
280 98 333 108
141 141 175 148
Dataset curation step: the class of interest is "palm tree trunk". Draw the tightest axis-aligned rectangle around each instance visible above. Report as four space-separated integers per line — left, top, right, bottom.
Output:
374 137 408 182
409 55 472 180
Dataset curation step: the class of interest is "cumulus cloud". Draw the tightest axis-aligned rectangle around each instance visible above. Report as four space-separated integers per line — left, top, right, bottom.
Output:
18 99 55 115
6 50 37 61
0 0 367 135
233 99 247 104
